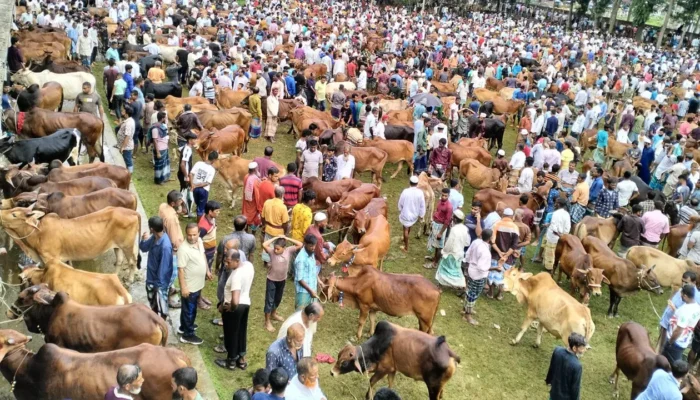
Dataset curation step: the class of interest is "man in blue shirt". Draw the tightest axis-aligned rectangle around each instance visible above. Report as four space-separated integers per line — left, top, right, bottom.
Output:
545 333 586 400
265 323 304 380
637 360 688 400
139 216 173 319
252 368 288 400
589 167 604 204
284 69 296 97
658 271 700 352
544 112 559 138
425 66 434 81
123 64 134 99
105 41 120 62
294 234 319 310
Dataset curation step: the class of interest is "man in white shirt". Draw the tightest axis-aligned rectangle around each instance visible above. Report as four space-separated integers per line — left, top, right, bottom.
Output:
509 156 534 194
189 152 218 218
617 171 639 207
398 176 426 252
285 358 326 400
277 303 324 357
509 143 526 170
663 285 700 363
364 107 378 139
335 145 355 180
544 198 571 273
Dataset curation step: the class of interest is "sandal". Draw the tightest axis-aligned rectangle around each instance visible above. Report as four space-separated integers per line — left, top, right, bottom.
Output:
213 344 226 354
215 359 236 370
236 359 248 370
211 318 223 326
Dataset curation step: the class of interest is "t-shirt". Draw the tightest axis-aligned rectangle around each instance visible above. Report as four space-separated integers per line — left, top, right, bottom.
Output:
668 302 700 348
301 149 323 178
113 79 127 96
262 198 290 236
224 261 254 305
177 238 207 293
75 92 102 115
267 246 295 282
190 162 216 191
616 180 638 207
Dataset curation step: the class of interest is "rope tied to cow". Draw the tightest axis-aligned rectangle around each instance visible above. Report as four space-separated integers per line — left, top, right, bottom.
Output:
647 292 662 320
0 211 39 241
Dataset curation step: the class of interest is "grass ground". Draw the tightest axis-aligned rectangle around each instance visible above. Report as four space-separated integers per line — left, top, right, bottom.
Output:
94 64 671 400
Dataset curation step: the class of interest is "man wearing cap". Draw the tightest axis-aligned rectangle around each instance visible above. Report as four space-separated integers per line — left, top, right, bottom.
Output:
242 162 262 233
487 207 519 300
544 198 571 274
426 188 453 269
398 176 426 252
435 209 470 290
305 212 334 269
493 149 508 175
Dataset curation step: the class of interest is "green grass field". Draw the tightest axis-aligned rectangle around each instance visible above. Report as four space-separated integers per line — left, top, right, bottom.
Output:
94 65 671 400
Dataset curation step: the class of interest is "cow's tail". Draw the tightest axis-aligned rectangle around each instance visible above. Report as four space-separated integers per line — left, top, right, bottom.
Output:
435 336 461 364
584 308 595 344
573 221 586 240
158 318 169 346
58 87 64 112
427 291 441 334
99 119 105 162
136 212 143 270
379 150 389 183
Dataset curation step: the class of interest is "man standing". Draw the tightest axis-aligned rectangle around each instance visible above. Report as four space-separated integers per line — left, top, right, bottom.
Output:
198 201 220 308
277 303 324 358
177 223 208 345
262 236 304 332
293 234 320 310
463 229 493 326
305 213 333 269
487 208 520 299
641 201 671 248
615 205 645 257
299 140 323 182
545 333 587 400
429 138 452 179
398 176 426 252
74 82 104 119
544 198 571 275
266 87 280 142
139 216 173 320
77 28 92 68
242 162 263 233
663 284 700 363
595 177 619 218
189 152 218 218
261 187 290 266
159 191 185 309
426 188 453 269
658 272 700 353
265 323 304 379
280 163 303 208
435 210 470 289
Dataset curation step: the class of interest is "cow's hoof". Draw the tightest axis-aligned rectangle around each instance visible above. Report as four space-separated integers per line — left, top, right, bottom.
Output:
607 314 614 319
532 343 540 349
510 339 518 346
608 376 615 385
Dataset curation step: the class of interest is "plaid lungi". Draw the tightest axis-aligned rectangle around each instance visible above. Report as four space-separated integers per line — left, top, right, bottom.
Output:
570 203 587 223
427 221 447 250
146 284 169 319
464 277 486 312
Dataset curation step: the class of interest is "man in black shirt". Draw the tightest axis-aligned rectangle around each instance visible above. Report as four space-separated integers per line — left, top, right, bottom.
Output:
689 93 700 115
546 333 586 400
7 37 24 74
615 204 644 258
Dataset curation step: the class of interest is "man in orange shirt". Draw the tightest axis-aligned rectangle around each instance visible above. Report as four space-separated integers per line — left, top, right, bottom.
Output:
147 61 166 83
258 166 280 210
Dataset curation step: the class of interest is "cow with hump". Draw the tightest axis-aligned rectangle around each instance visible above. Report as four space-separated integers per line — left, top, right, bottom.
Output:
553 233 609 305
6 284 167 352
331 321 460 400
502 268 595 347
0 329 190 400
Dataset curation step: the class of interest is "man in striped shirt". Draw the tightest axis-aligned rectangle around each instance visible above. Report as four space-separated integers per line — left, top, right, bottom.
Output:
280 163 303 208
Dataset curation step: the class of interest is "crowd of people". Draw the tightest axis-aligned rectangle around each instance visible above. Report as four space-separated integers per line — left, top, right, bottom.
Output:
11 0 700 397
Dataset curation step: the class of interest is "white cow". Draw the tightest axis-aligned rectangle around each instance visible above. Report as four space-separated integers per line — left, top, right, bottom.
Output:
11 69 96 100
626 246 699 288
156 45 183 64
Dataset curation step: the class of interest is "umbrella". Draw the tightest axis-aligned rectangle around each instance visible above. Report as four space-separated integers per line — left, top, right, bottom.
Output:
410 93 442 108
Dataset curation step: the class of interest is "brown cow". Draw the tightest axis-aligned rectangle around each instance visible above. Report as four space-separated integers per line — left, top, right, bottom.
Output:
328 214 390 273
196 108 251 152
18 41 67 61
0 330 189 400
474 88 500 103
304 63 328 79
485 77 505 91
331 321 460 400
320 266 441 338
165 102 217 123
164 95 210 106
215 88 251 109
14 82 64 111
0 171 116 198
553 233 608 305
430 81 456 94
473 185 549 218
19 260 131 306
337 142 388 187
7 284 167 352
415 172 441 237
2 188 137 219
456 137 487 148
667 223 692 257
610 322 671 399
352 197 388 237
459 159 504 190
326 183 381 230
302 177 362 210
45 163 131 190
386 108 413 124
574 214 622 247
211 155 250 208
0 206 141 283
448 141 492 169
289 106 340 136
196 125 246 158
361 138 415 178
582 236 662 317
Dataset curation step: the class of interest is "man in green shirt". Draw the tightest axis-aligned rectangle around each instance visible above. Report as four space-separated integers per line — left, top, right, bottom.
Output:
171 367 204 400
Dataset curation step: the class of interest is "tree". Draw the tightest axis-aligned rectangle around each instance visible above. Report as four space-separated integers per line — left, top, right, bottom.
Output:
591 0 613 28
675 0 700 46
630 0 662 40
608 0 623 33
656 0 677 47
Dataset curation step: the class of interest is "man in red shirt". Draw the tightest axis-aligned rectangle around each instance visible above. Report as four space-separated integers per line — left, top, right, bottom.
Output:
279 162 303 208
258 166 280 206
426 188 453 269
347 59 357 78
305 212 334 267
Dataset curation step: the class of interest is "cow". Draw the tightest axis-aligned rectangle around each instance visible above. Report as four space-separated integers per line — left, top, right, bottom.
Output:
378 99 408 112
196 125 247 159
448 141 492 170
0 330 190 400
4 107 104 162
553 233 608 305
610 322 671 399
11 69 95 100
384 123 415 143
42 162 131 190
164 95 210 106
304 63 327 79
0 129 77 167
485 77 505 91
330 321 460 400
0 207 142 284
7 284 167 352
385 108 413 125
325 82 357 102
165 102 218 123
2 188 137 219
16 41 66 62
415 172 442 236
27 54 88 73
320 266 440 339
19 260 131 306
196 108 252 152
138 54 164 76
459 159 505 190
573 214 623 247
466 115 507 149
337 141 388 187
626 246 699 288
666 223 693 257
216 88 251 109
143 79 182 99
473 185 550 218
13 82 64 111
328 214 390 273
154 44 182 63
326 183 381 231
456 137 487 148
503 268 596 347
303 177 362 210
289 107 342 136
582 236 662 317
351 197 388 238
360 139 415 178
0 168 116 198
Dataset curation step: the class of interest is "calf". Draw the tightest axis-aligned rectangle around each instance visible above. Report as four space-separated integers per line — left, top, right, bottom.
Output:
459 159 503 190
303 177 362 211
196 125 246 158
347 145 388 187
503 269 595 347
0 129 77 167
582 236 662 317
328 215 390 273
331 321 460 400
211 155 282 208
415 172 442 237
626 246 698 288
0 206 142 283
326 183 381 231
10 188 138 219
321 266 440 338
610 322 671 399
361 139 414 179
7 284 167 352
0 330 189 400
553 233 608 305
20 260 131 306
352 197 388 239
574 214 622 247
44 163 131 190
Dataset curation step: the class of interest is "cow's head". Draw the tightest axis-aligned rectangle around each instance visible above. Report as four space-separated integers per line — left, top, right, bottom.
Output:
0 207 45 233
6 284 58 335
577 264 609 297
331 343 363 377
327 240 356 267
502 267 533 302
325 198 354 230
6 192 43 209
639 264 663 295
18 264 43 289
352 209 371 234
0 330 32 364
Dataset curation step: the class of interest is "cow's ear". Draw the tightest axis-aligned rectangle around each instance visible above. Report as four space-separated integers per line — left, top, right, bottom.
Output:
602 276 611 285
25 215 42 229
51 292 68 306
519 273 533 281
32 291 51 305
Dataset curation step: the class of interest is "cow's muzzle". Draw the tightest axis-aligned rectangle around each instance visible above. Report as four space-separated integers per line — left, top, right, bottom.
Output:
330 367 340 377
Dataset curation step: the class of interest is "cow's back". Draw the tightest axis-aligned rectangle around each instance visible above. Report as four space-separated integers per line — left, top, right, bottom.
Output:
44 261 131 305
387 326 458 380
40 176 116 196
626 246 690 288
615 322 671 388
